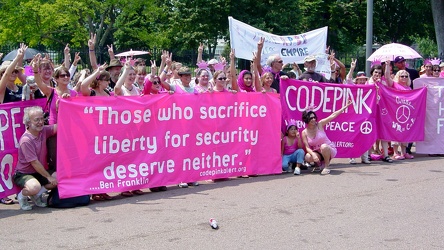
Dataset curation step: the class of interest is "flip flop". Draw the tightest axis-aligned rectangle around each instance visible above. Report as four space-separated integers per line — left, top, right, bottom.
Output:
131 190 144 195
0 197 14 205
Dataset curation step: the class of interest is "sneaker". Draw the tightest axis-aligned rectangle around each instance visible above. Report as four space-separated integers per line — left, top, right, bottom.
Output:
293 167 301 175
361 156 371 164
178 182 189 188
30 194 47 207
188 182 199 186
403 153 414 159
349 158 356 165
321 168 331 175
394 154 405 160
287 164 293 173
18 196 32 211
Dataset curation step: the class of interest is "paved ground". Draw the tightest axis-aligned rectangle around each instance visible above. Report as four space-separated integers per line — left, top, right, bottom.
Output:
1 154 444 250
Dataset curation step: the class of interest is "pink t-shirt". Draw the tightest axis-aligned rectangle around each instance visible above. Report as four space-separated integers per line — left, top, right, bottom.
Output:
15 125 56 174
283 136 299 155
49 88 78 125
392 81 411 91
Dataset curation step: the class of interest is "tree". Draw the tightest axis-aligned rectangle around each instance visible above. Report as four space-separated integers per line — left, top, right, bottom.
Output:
431 0 444 57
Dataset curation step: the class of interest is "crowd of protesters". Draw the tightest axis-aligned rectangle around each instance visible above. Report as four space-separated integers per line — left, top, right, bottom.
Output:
0 35 443 210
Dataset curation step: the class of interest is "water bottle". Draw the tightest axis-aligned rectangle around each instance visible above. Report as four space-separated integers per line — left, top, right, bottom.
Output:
209 218 218 229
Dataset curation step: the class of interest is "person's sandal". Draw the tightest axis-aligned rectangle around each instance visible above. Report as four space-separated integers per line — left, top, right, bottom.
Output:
0 197 14 205
131 190 144 195
101 193 113 200
92 194 105 201
121 191 134 197
383 156 393 163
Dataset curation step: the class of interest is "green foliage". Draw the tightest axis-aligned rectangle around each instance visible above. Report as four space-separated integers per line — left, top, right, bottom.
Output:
411 36 439 58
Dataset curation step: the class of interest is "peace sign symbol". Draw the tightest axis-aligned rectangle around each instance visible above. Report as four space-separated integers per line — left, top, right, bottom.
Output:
396 105 410 124
360 121 373 134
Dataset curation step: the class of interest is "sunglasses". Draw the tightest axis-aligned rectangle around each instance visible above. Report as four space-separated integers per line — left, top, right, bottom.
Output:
153 81 160 85
59 73 70 78
12 70 19 74
276 60 283 63
433 70 440 72
217 77 227 81
400 75 409 78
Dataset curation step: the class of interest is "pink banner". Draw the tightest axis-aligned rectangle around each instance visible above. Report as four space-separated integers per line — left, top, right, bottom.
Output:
0 99 46 199
376 83 426 142
280 79 377 158
57 93 282 198
413 78 444 153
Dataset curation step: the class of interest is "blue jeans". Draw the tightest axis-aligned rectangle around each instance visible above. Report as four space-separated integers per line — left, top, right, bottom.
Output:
282 149 305 170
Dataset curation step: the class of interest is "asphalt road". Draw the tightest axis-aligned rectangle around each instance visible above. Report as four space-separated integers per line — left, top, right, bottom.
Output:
1 154 444 250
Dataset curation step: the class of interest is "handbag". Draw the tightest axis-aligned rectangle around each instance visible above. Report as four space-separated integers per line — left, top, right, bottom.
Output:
43 89 54 125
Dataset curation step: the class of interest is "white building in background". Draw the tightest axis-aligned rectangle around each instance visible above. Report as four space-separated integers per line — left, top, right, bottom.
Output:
214 39 226 58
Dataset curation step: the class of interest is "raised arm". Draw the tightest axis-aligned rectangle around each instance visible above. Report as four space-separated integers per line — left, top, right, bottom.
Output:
31 54 52 97
159 52 172 91
158 50 167 76
252 52 262 92
384 60 393 87
256 37 265 76
114 61 131 96
69 52 81 80
88 33 98 70
0 43 28 103
197 43 204 63
229 49 239 92
64 44 71 69
318 100 352 127
330 51 346 80
346 58 357 83
80 63 107 96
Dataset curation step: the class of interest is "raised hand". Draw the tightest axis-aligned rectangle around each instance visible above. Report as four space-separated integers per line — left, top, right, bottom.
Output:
73 52 81 66
198 43 204 53
107 44 114 54
88 33 96 50
64 44 70 54
350 58 357 69
257 37 265 50
30 54 42 72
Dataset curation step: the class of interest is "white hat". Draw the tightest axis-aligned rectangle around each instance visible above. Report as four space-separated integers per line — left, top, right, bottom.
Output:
304 55 316 63
208 59 218 65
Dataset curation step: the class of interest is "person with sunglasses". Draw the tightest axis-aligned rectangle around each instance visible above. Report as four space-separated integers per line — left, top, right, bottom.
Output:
31 54 78 174
301 100 353 175
254 37 288 93
385 63 415 160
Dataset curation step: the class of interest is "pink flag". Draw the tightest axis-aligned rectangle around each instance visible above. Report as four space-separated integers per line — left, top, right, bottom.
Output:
56 93 282 198
0 99 46 199
280 78 378 158
376 83 426 142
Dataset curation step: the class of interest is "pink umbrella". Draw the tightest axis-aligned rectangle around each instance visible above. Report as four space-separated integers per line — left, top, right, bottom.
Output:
367 43 422 62
115 49 149 57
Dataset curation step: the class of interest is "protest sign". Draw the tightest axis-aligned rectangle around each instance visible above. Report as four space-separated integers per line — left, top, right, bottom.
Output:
57 93 282 198
228 17 327 65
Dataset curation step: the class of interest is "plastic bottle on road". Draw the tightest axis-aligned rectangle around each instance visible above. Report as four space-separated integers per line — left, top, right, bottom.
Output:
209 218 218 229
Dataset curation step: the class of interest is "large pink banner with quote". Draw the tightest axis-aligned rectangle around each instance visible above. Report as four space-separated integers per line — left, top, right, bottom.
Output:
0 99 46 199
280 79 377 158
57 93 282 198
413 78 444 153
376 83 426 142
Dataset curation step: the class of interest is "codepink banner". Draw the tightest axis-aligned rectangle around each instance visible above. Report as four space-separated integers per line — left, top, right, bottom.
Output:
376 83 426 142
413 78 444 153
0 99 46 199
280 79 377 158
57 93 282 198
